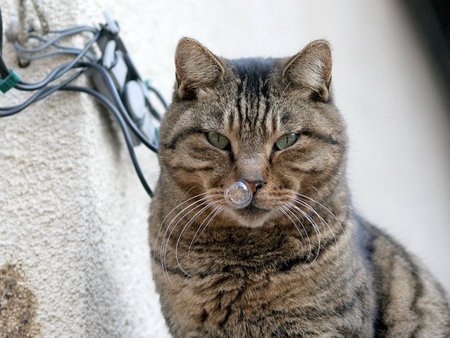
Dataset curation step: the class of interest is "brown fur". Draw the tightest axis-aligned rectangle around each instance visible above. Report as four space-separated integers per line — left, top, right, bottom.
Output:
149 38 450 337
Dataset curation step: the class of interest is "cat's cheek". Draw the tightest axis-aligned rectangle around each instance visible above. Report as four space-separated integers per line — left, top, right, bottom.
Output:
267 168 302 192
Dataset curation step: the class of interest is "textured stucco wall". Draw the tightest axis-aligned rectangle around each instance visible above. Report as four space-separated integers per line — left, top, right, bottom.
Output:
0 0 168 337
0 0 449 337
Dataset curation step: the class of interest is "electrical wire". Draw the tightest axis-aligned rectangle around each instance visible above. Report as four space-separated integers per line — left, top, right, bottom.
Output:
15 29 100 91
0 64 156 196
18 49 94 61
48 26 98 34
0 69 85 116
0 8 165 198
15 34 98 61
0 6 11 77
61 85 154 197
146 84 168 110
14 27 97 53
1 59 159 152
77 61 159 153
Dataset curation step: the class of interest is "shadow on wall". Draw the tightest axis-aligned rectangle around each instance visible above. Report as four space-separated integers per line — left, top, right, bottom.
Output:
400 0 450 109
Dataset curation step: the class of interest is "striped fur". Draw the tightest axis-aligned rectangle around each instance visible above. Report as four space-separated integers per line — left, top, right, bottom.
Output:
149 38 450 337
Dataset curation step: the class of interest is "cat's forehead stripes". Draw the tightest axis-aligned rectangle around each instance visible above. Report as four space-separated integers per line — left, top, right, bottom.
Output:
229 58 278 141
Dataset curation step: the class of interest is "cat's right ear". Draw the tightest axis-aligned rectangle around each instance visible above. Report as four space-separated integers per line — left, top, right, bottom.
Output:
174 37 225 100
282 40 332 102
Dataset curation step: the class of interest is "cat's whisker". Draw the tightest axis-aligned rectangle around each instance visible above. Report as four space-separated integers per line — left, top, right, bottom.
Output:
292 197 340 269
160 196 209 269
188 203 222 257
277 202 311 259
174 201 220 277
202 206 223 236
275 203 310 260
286 201 323 267
161 197 210 281
294 192 344 234
275 204 317 282
293 192 344 270
156 191 209 245
159 195 210 252
295 199 343 271
188 205 224 258
283 201 321 266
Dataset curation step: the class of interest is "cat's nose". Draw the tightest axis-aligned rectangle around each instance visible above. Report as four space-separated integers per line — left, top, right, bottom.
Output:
242 179 265 194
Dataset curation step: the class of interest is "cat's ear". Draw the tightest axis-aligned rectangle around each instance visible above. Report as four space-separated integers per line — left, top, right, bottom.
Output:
282 40 332 102
175 37 225 100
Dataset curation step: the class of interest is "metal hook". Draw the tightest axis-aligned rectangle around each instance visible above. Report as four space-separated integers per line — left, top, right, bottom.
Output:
18 0 49 44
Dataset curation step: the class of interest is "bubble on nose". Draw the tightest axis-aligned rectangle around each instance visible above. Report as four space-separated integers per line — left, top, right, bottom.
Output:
224 181 253 209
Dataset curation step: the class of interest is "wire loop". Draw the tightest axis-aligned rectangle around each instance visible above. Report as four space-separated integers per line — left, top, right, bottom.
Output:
0 8 165 198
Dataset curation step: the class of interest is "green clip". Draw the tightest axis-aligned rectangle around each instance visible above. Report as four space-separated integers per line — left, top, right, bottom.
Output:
144 79 152 88
0 70 20 93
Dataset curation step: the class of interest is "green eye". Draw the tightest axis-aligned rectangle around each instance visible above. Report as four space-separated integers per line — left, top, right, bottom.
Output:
275 133 299 150
206 132 230 150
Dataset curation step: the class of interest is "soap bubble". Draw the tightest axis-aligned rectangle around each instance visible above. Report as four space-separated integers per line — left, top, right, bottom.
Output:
224 180 253 209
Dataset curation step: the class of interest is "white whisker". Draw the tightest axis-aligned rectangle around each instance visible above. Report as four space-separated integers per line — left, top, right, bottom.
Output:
286 201 322 267
285 201 322 266
175 201 220 276
275 203 310 260
293 193 343 269
156 191 209 245
161 197 210 281
295 192 344 234
188 203 222 257
189 205 224 253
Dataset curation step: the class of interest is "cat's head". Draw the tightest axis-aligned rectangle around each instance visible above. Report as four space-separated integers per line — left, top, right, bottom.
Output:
158 38 347 228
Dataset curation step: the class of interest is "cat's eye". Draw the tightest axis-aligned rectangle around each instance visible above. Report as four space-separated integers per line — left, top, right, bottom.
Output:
274 133 299 150
206 132 230 150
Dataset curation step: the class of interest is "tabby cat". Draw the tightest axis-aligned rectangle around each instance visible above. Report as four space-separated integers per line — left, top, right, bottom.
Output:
149 38 450 337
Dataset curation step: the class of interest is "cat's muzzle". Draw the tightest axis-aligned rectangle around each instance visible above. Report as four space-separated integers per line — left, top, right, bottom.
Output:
224 181 253 209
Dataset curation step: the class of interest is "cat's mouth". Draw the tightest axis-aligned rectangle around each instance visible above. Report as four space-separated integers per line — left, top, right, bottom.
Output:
230 203 272 227
237 204 268 216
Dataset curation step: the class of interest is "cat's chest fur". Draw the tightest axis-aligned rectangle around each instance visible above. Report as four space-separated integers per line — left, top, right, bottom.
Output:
151 221 377 338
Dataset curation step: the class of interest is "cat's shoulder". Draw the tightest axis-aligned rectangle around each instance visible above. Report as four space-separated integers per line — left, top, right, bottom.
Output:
354 213 450 336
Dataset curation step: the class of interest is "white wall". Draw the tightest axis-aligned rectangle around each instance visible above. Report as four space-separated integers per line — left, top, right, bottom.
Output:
0 0 448 337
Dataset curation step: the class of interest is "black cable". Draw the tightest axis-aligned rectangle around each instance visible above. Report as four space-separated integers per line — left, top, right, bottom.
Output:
1 59 159 151
0 6 12 78
77 61 159 153
0 13 162 198
19 49 95 62
15 38 97 63
15 27 97 53
146 84 168 110
16 30 100 91
48 26 97 34
0 69 84 116
0 5 3 55
0 67 155 197
61 85 154 197
19 34 97 60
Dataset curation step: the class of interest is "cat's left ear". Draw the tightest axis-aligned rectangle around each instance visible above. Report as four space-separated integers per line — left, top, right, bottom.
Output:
282 40 332 102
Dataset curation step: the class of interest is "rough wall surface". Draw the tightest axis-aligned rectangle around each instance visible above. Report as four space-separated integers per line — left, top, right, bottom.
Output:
0 0 449 337
0 0 168 337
